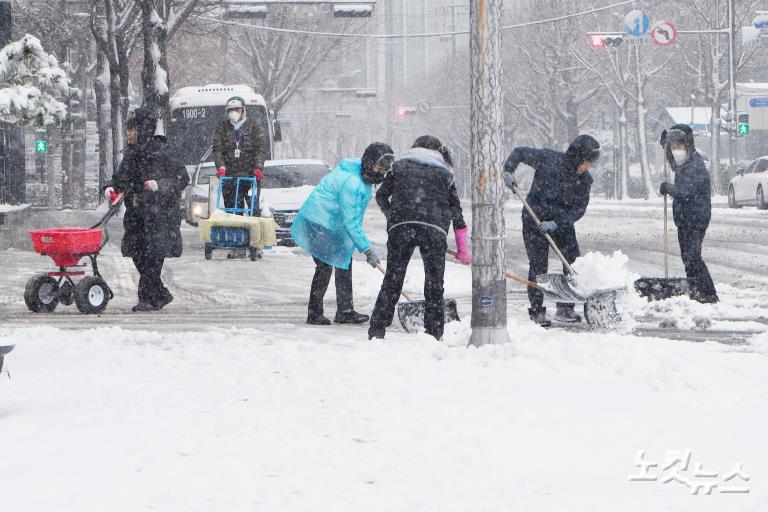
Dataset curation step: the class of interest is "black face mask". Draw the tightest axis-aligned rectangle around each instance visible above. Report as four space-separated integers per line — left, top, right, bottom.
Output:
362 167 386 184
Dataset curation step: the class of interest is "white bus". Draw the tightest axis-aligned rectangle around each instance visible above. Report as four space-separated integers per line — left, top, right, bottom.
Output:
169 84 280 173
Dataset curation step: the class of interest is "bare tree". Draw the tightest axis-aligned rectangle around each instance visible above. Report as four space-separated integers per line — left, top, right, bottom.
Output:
230 6 356 116
136 0 201 129
90 0 141 173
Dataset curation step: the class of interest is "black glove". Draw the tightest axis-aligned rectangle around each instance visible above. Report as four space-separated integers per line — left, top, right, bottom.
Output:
503 172 517 190
659 182 676 196
659 130 667 147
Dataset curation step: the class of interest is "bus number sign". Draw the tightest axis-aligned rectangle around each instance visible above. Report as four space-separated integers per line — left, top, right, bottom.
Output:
180 107 207 120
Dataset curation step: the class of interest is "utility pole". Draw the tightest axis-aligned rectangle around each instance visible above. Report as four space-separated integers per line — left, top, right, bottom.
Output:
468 0 509 347
728 0 738 166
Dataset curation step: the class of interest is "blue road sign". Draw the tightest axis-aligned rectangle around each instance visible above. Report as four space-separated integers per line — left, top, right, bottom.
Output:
624 10 651 37
749 98 768 108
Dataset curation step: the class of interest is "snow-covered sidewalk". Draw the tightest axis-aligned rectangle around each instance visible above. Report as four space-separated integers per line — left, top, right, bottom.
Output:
1 323 767 511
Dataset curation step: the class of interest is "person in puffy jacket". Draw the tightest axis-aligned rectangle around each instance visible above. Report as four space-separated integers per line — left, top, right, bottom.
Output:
659 124 718 303
104 108 189 312
503 135 600 327
292 142 393 325
369 135 471 341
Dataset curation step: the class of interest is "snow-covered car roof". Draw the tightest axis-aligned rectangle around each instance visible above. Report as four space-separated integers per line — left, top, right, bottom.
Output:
265 159 328 167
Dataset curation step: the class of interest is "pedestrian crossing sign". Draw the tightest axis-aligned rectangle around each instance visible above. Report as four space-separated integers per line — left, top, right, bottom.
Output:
35 140 47 153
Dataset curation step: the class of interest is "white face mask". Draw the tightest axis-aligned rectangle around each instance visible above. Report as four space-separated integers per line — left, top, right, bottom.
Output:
228 110 242 124
672 149 687 165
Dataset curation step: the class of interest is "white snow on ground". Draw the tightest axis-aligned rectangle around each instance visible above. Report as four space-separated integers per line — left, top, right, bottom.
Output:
2 323 768 511
0 202 30 214
572 250 636 293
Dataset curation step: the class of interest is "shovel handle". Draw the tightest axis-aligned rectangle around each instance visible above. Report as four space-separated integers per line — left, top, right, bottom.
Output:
662 143 670 279
375 263 413 302
505 271 546 292
511 186 577 276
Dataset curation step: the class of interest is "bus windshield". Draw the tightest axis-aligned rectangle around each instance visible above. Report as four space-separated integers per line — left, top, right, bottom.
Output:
169 104 272 167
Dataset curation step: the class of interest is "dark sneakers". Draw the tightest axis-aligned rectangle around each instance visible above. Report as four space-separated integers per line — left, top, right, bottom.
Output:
307 314 332 326
334 310 370 324
529 307 552 327
555 303 582 323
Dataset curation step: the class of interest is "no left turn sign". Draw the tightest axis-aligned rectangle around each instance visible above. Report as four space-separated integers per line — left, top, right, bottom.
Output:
651 20 677 46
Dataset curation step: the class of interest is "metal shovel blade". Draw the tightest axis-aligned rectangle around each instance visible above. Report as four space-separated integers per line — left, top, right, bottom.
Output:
634 277 691 302
535 273 589 302
397 298 460 333
583 289 623 329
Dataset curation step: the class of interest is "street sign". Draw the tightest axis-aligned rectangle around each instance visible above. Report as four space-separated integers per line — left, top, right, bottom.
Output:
651 21 678 46
753 13 768 29
624 10 651 37
417 101 432 115
35 140 47 154
749 98 768 108
742 26 762 47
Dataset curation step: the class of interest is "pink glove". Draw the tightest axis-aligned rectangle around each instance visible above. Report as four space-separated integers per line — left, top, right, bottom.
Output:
104 186 118 203
454 227 471 265
253 167 264 181
216 167 226 177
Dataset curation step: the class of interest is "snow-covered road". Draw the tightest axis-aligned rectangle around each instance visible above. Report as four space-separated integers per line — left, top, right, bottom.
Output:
1 200 767 511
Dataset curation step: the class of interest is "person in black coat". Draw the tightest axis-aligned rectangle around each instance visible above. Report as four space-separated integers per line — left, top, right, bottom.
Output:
659 124 718 303
105 108 190 312
369 135 470 341
503 135 600 326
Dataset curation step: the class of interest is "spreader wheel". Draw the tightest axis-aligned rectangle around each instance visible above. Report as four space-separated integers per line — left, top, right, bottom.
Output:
24 274 60 313
74 276 110 314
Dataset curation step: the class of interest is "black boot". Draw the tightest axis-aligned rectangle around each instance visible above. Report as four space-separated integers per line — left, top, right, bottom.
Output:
155 291 174 310
132 301 159 312
307 314 332 326
334 310 370 324
555 303 582 323
529 307 552 327
368 326 385 340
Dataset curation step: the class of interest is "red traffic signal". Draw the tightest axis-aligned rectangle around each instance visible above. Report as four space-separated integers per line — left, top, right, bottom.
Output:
589 34 606 48
396 106 417 118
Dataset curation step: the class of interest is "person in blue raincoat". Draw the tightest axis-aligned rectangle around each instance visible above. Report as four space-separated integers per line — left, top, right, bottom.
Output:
292 142 394 326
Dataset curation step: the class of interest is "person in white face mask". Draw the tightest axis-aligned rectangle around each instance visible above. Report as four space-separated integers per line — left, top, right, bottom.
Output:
658 124 718 303
212 96 267 216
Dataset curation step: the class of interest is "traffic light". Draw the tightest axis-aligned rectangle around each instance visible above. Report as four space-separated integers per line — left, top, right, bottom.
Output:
588 34 623 48
588 34 606 48
396 106 417 118
737 112 750 136
34 128 47 154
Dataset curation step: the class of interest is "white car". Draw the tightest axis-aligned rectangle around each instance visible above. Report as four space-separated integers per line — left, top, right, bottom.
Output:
728 156 768 209
260 159 330 246
184 158 330 245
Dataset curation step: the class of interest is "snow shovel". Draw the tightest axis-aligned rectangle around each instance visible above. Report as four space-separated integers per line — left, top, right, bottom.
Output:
374 263 460 333
634 142 691 301
505 270 622 329
509 187 623 328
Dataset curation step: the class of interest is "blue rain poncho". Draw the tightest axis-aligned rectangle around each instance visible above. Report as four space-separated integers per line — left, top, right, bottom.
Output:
291 158 372 268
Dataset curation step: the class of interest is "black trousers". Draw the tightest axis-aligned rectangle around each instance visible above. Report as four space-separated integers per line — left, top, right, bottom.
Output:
677 224 718 301
370 224 447 338
132 248 170 306
522 220 580 313
222 178 259 215
308 257 353 317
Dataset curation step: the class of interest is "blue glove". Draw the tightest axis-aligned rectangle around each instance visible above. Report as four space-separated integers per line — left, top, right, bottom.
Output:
503 172 517 190
659 182 676 196
538 220 557 235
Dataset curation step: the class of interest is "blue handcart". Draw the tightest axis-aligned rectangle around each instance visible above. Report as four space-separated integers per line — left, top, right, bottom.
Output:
204 176 262 261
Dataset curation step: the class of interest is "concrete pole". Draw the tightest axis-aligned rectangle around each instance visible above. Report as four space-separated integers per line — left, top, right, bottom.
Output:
468 0 510 347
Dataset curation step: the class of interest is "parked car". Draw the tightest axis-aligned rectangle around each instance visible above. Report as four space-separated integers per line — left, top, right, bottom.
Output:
184 161 217 225
728 156 768 209
260 159 330 246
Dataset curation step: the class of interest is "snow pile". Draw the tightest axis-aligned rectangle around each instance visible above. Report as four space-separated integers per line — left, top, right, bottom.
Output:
572 250 636 293
0 34 70 125
2 325 768 511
